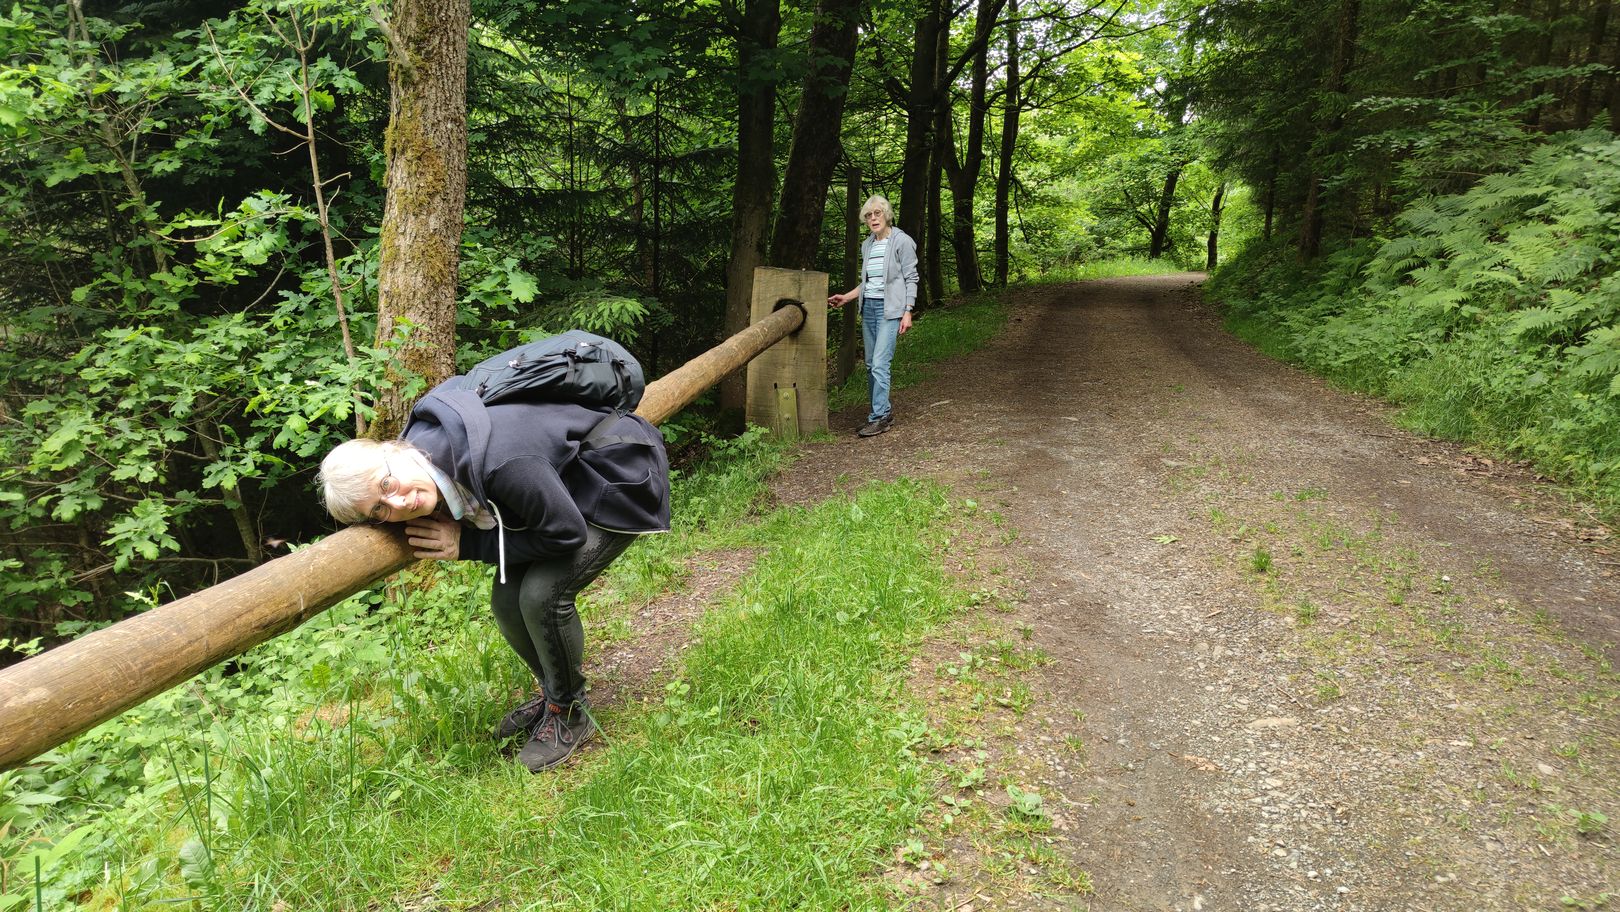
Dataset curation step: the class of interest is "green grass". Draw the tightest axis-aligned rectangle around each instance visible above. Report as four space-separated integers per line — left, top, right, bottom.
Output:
829 266 1183 416
14 436 975 909
830 291 1010 413
1029 256 1193 284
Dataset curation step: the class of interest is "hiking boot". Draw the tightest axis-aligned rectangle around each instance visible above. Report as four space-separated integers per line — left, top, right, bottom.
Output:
517 702 597 772
857 416 893 437
494 693 547 741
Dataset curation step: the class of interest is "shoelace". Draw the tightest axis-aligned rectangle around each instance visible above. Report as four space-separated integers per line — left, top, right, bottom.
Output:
504 694 545 730
532 702 608 745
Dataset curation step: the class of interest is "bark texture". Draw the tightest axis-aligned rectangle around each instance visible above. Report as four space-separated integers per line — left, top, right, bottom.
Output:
371 0 470 438
940 0 1000 293
769 0 863 269
993 0 1020 286
1207 182 1226 270
1298 0 1360 260
721 0 782 414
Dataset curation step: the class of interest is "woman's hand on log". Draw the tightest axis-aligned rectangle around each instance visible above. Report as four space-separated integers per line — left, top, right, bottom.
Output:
405 516 461 561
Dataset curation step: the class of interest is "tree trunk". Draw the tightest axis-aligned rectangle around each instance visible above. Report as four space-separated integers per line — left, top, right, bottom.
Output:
769 0 863 268
1610 7 1620 127
198 422 262 565
1263 149 1278 241
898 0 944 243
650 84 664 297
720 0 782 414
371 0 469 437
837 164 861 384
1207 182 1226 271
926 144 946 303
993 0 1020 286
1575 0 1611 126
1298 0 1360 260
941 0 996 293
1527 0 1563 128
1148 166 1181 258
611 96 655 290
925 19 947 304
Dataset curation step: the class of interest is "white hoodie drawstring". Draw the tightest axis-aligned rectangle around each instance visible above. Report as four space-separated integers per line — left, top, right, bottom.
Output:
489 500 508 584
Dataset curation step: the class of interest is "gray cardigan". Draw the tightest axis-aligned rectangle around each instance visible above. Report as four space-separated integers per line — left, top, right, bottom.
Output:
859 227 920 320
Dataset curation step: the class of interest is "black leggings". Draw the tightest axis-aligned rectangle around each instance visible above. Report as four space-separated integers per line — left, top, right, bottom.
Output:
488 525 634 707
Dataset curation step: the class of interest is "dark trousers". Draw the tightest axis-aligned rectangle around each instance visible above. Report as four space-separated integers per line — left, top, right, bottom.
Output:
488 525 634 707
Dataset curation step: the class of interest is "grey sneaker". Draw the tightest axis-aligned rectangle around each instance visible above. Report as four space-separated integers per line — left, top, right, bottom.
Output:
857 416 893 437
495 693 547 741
518 702 597 772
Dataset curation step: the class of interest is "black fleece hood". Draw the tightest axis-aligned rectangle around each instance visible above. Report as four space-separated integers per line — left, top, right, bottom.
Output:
403 381 670 568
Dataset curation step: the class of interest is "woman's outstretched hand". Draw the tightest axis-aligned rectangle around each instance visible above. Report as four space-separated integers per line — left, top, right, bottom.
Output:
405 516 461 561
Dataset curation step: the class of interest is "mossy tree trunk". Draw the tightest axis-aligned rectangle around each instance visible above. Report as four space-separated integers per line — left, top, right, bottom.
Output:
925 17 947 304
371 0 470 438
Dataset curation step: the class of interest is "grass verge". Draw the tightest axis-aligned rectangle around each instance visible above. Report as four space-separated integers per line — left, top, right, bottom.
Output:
830 292 1010 414
11 440 976 909
1029 256 1195 284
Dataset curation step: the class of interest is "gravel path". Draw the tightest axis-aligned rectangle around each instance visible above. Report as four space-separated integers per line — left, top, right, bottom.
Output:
775 275 1620 911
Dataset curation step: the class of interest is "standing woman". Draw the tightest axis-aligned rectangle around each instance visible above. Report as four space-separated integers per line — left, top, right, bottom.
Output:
317 385 670 772
828 195 920 437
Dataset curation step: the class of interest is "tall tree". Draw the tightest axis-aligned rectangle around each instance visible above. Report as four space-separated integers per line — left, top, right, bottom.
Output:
992 0 1020 285
721 0 782 413
1206 181 1226 270
371 0 471 436
1296 0 1359 259
770 0 864 268
939 0 1001 292
897 0 946 267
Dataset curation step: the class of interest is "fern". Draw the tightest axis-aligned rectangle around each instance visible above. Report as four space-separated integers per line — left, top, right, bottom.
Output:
1212 129 1620 513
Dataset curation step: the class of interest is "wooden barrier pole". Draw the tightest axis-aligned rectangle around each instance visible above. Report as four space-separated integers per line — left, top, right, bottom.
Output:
0 303 806 770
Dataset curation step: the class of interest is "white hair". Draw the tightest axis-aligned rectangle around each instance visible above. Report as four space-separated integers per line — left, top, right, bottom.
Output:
317 438 424 524
859 195 895 227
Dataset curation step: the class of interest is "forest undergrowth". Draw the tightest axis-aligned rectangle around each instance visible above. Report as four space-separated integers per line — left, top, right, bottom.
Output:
2 293 1015 910
1211 130 1620 521
3 442 985 910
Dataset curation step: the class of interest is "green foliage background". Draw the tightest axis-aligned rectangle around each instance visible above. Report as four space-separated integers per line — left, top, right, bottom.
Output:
1213 131 1620 511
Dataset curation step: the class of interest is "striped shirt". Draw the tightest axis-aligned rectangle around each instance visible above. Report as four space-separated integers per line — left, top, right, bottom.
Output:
864 238 888 300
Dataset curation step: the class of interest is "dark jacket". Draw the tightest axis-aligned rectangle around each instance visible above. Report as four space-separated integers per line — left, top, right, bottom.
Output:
403 385 670 568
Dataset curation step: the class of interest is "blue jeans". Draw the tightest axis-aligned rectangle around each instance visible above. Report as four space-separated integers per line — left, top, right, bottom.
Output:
861 296 900 422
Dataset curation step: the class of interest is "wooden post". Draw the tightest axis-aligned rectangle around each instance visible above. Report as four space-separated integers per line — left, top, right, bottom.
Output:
774 387 800 440
745 267 828 438
0 304 807 771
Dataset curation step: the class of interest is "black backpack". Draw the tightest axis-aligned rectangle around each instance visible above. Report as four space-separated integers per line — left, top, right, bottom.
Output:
451 331 648 448
458 330 644 411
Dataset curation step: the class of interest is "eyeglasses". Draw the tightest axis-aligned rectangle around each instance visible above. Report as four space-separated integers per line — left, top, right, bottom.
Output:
368 458 399 524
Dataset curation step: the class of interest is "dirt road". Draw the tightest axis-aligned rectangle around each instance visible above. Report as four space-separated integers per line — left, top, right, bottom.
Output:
778 275 1620 911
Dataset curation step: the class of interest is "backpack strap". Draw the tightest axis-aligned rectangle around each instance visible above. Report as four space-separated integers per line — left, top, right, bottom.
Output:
582 409 655 450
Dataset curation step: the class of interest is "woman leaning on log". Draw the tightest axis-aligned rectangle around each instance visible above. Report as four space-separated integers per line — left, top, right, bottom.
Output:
318 383 670 772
